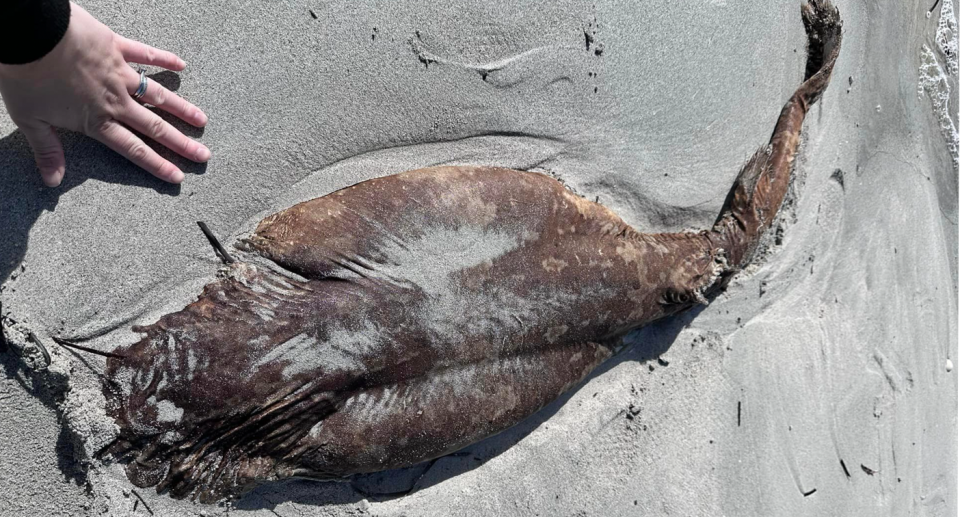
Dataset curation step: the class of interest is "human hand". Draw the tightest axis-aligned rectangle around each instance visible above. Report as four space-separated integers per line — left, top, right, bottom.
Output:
0 2 209 187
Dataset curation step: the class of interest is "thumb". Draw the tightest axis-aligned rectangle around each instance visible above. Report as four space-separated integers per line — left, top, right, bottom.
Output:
21 124 66 187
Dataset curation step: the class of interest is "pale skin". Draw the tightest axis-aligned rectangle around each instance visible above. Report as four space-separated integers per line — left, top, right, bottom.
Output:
0 2 209 187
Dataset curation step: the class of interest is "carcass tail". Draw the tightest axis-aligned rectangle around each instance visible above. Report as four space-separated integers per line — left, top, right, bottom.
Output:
711 0 842 269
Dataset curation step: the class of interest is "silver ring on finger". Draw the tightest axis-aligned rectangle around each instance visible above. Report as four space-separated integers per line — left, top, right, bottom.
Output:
132 68 148 100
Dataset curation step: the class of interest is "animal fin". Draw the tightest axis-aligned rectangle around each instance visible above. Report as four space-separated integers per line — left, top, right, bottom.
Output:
711 0 842 268
294 340 615 478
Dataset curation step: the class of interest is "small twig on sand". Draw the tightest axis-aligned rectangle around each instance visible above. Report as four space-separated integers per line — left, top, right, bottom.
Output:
51 336 125 360
26 332 51 367
131 489 153 515
197 221 235 264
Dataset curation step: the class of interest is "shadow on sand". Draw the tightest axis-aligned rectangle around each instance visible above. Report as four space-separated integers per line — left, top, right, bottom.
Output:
0 87 206 493
0 108 206 295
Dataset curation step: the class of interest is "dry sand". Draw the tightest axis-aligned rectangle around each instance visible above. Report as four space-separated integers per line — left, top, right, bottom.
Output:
0 0 956 515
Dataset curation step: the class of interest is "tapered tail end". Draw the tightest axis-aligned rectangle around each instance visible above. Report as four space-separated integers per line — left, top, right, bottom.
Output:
710 1 842 270
799 0 843 106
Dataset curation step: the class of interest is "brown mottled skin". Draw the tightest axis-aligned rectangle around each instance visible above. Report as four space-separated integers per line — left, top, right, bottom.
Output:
101 1 842 502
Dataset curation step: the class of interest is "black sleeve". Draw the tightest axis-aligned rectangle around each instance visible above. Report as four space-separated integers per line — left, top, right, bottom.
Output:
0 0 72 65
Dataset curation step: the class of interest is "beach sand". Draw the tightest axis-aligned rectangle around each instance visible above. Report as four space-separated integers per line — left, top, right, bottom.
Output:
0 0 956 515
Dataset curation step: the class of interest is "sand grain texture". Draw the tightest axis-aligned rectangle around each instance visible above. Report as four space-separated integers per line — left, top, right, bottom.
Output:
0 0 956 516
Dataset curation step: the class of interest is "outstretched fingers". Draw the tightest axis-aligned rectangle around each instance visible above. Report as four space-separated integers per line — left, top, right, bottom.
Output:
124 66 207 127
117 36 186 71
93 120 184 184
103 67 209 183
120 100 211 164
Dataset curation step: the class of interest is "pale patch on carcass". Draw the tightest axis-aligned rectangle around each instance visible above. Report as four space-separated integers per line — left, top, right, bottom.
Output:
186 348 198 381
112 366 136 398
322 322 382 373
544 325 569 344
541 257 568 273
368 225 521 294
252 304 276 321
260 275 301 296
253 333 320 378
248 335 271 348
615 242 644 266
154 398 185 423
440 189 498 227
252 323 381 380
332 355 529 431
521 229 540 242
159 430 184 445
